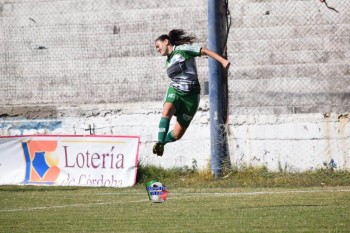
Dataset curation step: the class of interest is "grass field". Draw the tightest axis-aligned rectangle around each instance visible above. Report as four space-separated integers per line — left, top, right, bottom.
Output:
1 184 350 233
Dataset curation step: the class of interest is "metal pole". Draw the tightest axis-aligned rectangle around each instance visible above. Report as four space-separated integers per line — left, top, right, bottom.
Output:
208 0 229 178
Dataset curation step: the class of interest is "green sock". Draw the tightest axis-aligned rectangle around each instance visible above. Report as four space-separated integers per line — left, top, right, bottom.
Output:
158 117 170 144
164 130 177 144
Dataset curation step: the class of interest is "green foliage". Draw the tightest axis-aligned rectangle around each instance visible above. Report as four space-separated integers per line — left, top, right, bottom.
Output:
136 164 350 188
136 160 199 184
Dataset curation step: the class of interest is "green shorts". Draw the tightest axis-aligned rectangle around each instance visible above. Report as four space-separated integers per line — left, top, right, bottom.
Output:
164 86 200 128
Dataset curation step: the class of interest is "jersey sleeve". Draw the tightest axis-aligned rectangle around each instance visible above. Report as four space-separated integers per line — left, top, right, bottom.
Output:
176 44 202 59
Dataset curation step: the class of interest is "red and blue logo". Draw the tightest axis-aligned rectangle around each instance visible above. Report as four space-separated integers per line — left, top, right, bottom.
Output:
22 140 60 184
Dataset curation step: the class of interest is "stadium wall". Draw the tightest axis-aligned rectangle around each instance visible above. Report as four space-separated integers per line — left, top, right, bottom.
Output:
0 0 349 171
1 101 349 171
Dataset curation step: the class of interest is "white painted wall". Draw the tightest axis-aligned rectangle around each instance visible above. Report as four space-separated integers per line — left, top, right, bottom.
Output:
229 113 350 171
1 99 349 171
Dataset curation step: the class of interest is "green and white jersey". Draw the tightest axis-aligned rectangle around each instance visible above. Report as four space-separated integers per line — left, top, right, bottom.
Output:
166 44 201 93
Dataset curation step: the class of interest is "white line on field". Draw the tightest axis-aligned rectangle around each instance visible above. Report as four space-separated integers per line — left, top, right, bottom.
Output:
1 188 349 212
171 188 350 197
0 200 149 213
100 188 350 197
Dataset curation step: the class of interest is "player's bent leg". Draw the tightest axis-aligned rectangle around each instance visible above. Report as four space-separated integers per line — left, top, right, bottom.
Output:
172 121 187 141
154 122 187 156
153 102 176 156
162 102 176 118
164 124 186 144
164 130 177 144
158 102 175 144
157 117 170 144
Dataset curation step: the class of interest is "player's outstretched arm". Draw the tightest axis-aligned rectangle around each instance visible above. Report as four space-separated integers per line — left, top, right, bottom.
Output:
201 47 231 70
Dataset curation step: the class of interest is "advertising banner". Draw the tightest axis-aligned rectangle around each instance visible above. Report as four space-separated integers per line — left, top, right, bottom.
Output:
0 135 140 187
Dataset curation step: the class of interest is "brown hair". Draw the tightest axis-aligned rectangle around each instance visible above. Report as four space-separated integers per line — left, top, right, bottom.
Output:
155 29 196 46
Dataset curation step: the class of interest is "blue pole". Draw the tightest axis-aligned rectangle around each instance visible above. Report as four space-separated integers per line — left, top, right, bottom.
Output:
208 0 229 178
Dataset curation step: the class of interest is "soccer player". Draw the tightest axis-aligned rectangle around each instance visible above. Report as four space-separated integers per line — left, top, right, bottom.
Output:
153 29 230 156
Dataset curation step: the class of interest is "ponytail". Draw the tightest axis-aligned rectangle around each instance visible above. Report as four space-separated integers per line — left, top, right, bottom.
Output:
155 29 196 46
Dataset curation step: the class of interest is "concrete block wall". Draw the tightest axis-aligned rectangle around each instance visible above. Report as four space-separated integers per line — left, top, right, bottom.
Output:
1 0 349 171
228 0 350 114
0 0 208 105
1 0 349 113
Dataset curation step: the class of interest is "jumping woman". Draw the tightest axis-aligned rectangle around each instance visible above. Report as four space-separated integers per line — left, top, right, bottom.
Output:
153 29 230 156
